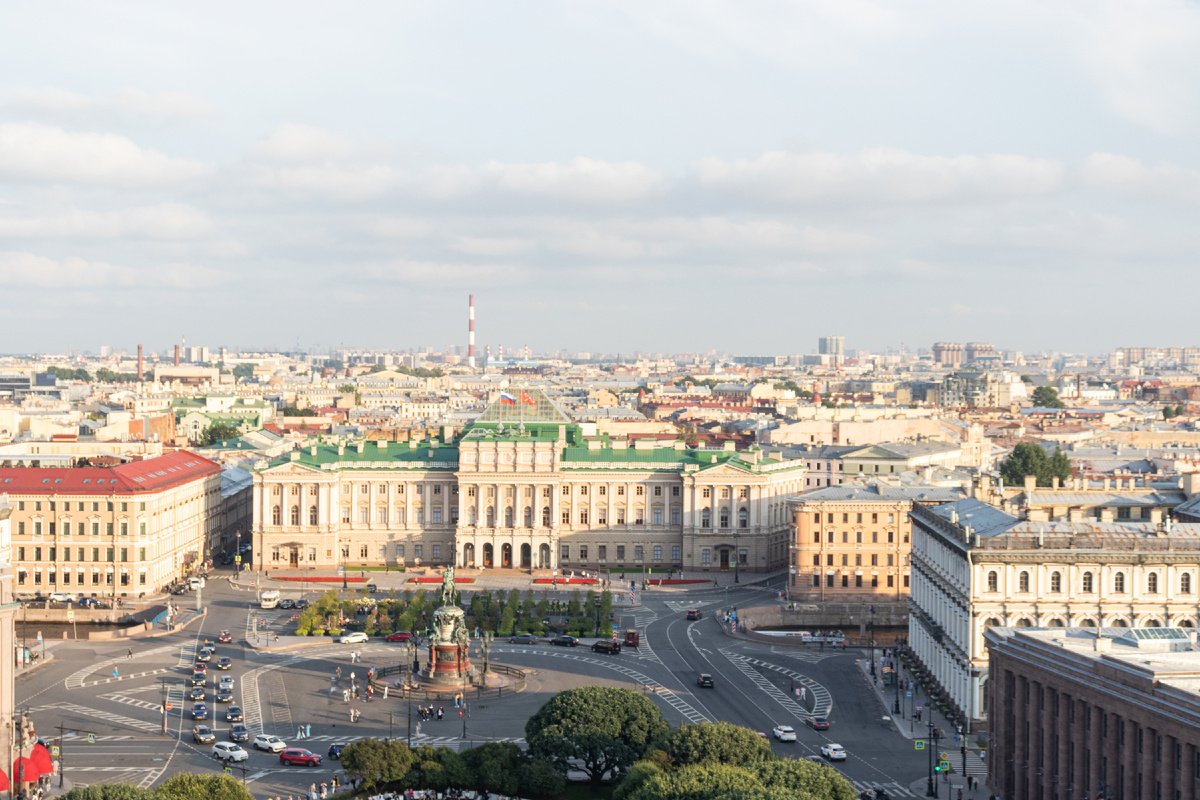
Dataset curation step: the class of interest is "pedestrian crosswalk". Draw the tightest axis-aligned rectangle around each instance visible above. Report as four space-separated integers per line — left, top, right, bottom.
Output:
41 701 161 732
851 780 917 797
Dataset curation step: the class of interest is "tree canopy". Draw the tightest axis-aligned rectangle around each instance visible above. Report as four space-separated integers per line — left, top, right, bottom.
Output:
618 758 857 800
999 442 1072 488
231 364 255 380
526 686 669 786
659 722 776 767
1031 386 1066 408
61 775 252 800
46 366 93 382
281 407 316 417
198 422 242 445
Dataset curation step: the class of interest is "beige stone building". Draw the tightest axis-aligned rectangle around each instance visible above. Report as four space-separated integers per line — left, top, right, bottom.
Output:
788 480 965 602
1 452 225 596
252 391 806 574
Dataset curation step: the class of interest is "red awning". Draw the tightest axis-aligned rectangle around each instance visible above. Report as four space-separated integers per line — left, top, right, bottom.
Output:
0 768 10 791
13 744 53 782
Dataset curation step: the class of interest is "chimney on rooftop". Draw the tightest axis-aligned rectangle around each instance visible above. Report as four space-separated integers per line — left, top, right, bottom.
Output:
174 344 180 367
137 344 143 380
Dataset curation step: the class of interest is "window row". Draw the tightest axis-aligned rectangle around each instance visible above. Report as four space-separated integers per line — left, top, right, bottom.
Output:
16 546 148 562
813 553 901 567
700 508 749 528
17 500 146 512
813 529 905 544
987 569 1192 595
561 544 680 562
812 512 896 524
17 521 147 537
17 569 146 586
812 573 907 588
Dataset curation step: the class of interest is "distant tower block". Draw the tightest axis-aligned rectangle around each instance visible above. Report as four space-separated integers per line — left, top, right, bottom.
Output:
932 342 964 367
468 294 477 369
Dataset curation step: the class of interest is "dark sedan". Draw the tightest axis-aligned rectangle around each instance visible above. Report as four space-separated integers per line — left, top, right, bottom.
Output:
550 635 578 647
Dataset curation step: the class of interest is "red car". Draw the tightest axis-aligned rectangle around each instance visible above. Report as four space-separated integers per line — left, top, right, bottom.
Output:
217 630 232 643
384 632 411 643
279 748 321 767
193 662 208 673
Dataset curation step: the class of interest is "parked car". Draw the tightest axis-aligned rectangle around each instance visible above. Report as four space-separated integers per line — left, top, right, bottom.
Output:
591 641 621 655
225 706 244 722
772 725 797 742
279 748 321 767
806 716 831 731
337 631 369 644
294 598 308 609
509 633 538 645
48 592 76 604
77 597 103 608
253 735 286 753
229 723 250 743
549 635 578 647
212 743 248 762
821 743 847 761
384 632 411 643
191 703 208 720
327 743 348 760
216 657 233 671
217 630 232 643
279 598 295 610
697 673 714 688
192 725 215 744
686 609 702 620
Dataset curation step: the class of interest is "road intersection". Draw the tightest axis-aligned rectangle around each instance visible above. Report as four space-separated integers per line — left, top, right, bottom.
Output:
21 568 932 798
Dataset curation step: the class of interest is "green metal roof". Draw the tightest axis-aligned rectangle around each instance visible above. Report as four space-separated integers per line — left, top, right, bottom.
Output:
263 442 459 471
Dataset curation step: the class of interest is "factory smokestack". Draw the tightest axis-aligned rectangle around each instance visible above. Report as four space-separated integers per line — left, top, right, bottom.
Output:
137 344 143 381
498 344 503 363
524 344 529 361
174 344 180 366
468 294 476 369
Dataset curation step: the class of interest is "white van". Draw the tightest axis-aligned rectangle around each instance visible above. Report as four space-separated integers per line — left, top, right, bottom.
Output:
188 576 206 590
260 590 280 610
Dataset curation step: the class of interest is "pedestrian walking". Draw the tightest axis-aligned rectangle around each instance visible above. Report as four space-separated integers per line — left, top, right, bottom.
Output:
383 685 388 699
127 647 133 659
437 706 443 721
297 725 303 739
306 723 311 738
112 667 119 678
336 666 341 679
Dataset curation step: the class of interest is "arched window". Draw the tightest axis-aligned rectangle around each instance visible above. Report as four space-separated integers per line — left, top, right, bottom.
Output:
701 509 711 529
1050 571 1062 593
987 571 998 592
309 506 318 525
1183 573 1193 594
1078 618 1096 627
1114 572 1125 593
504 507 513 528
1148 572 1159 593
1082 572 1093 593
983 617 1001 628
1019 571 1030 592
272 506 280 525
1015 618 1032 627
290 506 299 525
485 507 495 527
738 508 748 528
719 510 729 528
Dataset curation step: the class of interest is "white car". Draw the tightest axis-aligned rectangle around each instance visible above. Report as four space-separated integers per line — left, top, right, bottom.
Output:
772 725 797 742
218 676 235 691
212 742 248 762
48 592 75 603
253 734 286 753
337 631 368 644
821 743 847 761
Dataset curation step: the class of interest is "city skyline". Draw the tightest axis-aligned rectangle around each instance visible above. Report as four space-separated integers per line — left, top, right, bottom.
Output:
3 2 1200 353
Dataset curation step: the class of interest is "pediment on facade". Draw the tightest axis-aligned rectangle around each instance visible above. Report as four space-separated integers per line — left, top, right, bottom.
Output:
695 461 752 477
262 461 325 477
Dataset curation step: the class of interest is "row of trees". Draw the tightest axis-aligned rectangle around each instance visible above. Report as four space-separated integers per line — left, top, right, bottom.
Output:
197 422 242 446
46 366 141 383
63 773 251 800
999 442 1072 488
339 687 855 798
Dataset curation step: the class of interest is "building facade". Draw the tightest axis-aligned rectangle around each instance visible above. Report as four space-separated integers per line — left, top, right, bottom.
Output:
909 497 1200 731
252 392 806 574
788 481 965 602
986 626 1200 800
1 452 225 596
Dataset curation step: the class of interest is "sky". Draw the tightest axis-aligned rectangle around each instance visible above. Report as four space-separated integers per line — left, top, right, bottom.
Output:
2 1 1200 358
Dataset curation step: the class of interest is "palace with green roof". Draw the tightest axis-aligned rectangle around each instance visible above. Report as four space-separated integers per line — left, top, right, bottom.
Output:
252 389 806 574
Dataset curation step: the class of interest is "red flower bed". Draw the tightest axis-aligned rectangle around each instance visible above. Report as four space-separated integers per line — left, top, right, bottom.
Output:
274 576 367 583
649 579 710 585
408 577 476 583
532 578 597 584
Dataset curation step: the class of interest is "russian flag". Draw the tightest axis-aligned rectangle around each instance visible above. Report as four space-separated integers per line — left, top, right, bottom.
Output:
499 392 517 405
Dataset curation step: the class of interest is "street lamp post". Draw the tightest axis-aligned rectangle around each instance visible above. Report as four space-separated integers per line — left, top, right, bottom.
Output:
869 606 876 679
925 718 941 798
734 530 740 584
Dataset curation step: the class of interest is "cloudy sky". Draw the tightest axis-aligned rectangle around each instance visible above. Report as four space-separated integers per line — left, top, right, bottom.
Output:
3 1 1199 357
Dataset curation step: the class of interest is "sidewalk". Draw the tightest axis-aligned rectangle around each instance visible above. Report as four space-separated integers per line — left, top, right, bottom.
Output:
857 650 990 800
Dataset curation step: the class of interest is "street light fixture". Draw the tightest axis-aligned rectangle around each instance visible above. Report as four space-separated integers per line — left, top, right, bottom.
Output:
734 530 740 584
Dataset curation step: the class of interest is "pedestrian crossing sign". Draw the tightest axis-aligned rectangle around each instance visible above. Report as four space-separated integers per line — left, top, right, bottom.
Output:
87 734 95 744
939 760 951 771
224 767 232 775
51 746 59 757
915 741 925 750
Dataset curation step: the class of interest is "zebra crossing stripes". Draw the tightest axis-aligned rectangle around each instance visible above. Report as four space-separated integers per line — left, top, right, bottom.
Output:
735 655 834 716
852 780 916 797
64 645 177 689
42 702 161 732
100 693 165 712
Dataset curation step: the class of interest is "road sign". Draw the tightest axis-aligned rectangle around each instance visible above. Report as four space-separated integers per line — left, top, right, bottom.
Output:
915 741 925 750
938 760 951 771
86 734 95 744
915 700 922 707
337 566 344 574
51 746 59 757
67 610 75 622
906 691 912 698
165 703 173 711
36 632 42 643
235 556 241 563
940 752 948 760
224 767 232 775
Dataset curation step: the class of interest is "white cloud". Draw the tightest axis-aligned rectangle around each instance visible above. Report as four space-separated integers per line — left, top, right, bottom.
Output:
693 148 1065 205
453 237 536 257
250 124 363 162
0 251 228 289
0 203 216 240
1076 152 1200 201
357 259 529 287
247 163 395 201
0 123 207 187
7 87 215 121
477 157 668 202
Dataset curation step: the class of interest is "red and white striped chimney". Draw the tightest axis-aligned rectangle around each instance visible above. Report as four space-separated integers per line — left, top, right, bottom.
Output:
468 294 476 369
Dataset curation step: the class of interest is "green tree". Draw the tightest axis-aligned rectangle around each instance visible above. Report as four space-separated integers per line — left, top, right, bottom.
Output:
198 422 242 446
324 359 344 371
461 741 523 795
155 774 254 800
62 785 156 800
659 721 776 767
368 363 387 373
231 364 254 381
1000 443 1072 488
407 746 471 791
281 407 317 417
1164 405 1176 419
1031 386 1066 408
623 763 761 800
517 758 567 799
341 738 414 788
525 686 669 787
745 760 858 800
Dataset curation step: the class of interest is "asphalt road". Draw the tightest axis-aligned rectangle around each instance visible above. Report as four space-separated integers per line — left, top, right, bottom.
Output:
20 567 929 799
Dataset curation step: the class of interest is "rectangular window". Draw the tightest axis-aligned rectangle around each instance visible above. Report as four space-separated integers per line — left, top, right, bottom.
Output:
414 545 423 558
561 544 569 560
599 508 608 524
672 545 680 560
871 554 878 566
138 547 146 562
653 545 661 560
636 486 644 496
360 545 368 559
34 521 42 537
887 575 894 587
872 513 878 523
562 510 571 524
580 545 587 560
342 507 351 523
433 485 441 495
139 522 146 537
34 547 42 562
616 545 626 560
618 486 626 496
119 548 128 563
579 510 589 525
887 554 894 566
671 508 680 525
599 486 607 496
580 486 588 496
139 572 146 586
397 545 405 558
432 544 441 559
359 508 369 524
309 548 317 561
635 508 644 525
617 509 626 525
701 548 711 564
432 508 442 524
92 522 99 537
416 485 424 495
17 522 24 536
272 548 282 562
672 486 680 496
653 508 663 526
377 509 388 524
654 486 662 496
634 545 643 560
91 547 99 562
598 545 607 560
416 509 424 524
562 486 570 496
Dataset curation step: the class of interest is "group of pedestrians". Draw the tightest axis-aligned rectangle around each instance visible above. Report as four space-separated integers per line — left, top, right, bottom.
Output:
415 705 443 722
295 723 312 739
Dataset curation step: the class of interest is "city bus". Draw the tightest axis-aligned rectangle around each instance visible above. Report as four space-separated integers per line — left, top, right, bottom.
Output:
260 590 280 610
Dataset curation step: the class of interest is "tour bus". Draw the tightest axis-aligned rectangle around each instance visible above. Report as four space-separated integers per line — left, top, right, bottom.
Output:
260 590 280 610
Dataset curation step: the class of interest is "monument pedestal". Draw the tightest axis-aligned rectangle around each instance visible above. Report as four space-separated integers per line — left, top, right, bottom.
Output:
422 642 473 686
